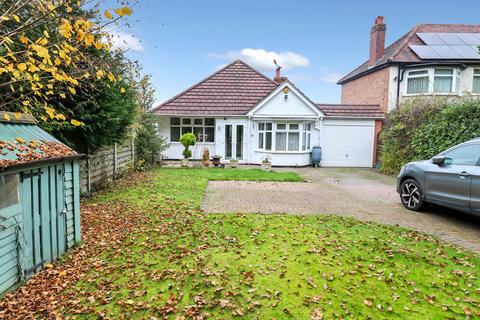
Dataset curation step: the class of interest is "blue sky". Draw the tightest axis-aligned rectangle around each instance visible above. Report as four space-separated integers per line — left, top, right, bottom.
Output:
111 0 480 107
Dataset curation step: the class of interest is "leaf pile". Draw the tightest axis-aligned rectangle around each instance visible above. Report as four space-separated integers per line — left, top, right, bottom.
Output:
0 139 76 169
0 187 149 318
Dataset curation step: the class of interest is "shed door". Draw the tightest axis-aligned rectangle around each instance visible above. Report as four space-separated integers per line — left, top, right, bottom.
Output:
22 165 65 276
322 122 374 167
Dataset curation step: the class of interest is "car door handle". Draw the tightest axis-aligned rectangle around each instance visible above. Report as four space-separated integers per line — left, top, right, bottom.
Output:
459 171 471 177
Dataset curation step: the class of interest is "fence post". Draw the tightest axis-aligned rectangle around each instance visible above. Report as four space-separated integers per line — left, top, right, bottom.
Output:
131 136 135 163
113 143 118 178
86 156 91 193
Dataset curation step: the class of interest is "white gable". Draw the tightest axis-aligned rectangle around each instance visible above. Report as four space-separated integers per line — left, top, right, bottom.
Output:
248 82 322 118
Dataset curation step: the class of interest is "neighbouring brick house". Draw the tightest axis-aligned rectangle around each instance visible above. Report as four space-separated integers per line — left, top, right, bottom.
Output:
338 16 480 113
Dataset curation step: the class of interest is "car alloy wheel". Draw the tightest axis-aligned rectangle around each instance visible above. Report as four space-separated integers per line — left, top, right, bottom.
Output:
400 179 424 211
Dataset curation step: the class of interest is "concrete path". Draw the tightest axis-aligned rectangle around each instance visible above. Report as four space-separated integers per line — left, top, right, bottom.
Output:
202 167 480 253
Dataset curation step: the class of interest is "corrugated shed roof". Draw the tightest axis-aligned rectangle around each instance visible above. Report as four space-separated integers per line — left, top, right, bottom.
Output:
152 60 279 115
0 112 77 170
316 104 384 118
338 24 480 84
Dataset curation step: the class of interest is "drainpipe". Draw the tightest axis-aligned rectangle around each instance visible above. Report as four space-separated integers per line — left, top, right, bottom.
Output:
395 63 405 109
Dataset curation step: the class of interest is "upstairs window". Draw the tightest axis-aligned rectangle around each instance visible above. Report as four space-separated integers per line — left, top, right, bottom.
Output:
406 70 429 94
473 69 480 94
170 117 215 142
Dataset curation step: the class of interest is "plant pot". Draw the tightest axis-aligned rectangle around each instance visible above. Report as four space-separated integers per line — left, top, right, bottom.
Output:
262 161 271 172
212 157 221 167
181 158 189 168
230 159 239 168
202 160 211 167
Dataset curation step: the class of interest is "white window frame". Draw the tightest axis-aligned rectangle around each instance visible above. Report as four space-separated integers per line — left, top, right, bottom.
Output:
257 121 312 153
404 67 460 96
170 117 215 143
473 68 480 94
257 122 273 151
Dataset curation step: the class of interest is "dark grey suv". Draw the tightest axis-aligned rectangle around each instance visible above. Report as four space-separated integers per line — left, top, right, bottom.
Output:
396 138 480 215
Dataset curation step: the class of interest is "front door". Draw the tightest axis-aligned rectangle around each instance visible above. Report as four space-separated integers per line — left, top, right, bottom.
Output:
424 143 480 213
225 124 244 160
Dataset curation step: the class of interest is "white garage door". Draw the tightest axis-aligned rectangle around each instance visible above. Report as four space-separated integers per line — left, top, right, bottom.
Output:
322 122 374 167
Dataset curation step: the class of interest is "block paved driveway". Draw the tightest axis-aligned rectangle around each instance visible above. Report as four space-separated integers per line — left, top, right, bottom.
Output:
202 167 480 253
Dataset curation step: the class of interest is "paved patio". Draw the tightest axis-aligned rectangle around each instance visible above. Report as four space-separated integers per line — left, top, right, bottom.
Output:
202 167 480 253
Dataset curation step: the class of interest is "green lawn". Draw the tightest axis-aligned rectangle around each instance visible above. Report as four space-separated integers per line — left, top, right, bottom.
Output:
65 168 479 319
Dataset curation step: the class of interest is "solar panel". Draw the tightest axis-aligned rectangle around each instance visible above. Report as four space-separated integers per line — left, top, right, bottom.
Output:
455 33 480 45
410 45 441 58
417 33 444 45
410 45 480 59
430 45 463 59
436 33 465 45
418 32 480 46
451 46 480 59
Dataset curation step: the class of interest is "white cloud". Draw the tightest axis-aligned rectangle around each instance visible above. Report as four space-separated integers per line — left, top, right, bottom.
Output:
109 30 143 52
209 48 310 70
320 72 343 84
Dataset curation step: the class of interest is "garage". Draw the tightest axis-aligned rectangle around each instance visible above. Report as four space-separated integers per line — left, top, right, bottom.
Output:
315 105 384 168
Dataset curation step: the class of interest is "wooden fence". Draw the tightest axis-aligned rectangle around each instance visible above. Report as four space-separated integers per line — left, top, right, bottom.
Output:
79 141 135 193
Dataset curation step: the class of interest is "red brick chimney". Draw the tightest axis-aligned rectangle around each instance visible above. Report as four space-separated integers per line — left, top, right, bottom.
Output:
273 59 287 84
369 16 386 67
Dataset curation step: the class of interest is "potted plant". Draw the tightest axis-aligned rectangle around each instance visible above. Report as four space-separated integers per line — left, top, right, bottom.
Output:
202 148 210 167
261 154 272 172
179 132 196 167
212 155 222 167
230 158 239 168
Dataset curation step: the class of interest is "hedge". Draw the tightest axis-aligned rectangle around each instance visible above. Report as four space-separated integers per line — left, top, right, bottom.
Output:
379 97 480 175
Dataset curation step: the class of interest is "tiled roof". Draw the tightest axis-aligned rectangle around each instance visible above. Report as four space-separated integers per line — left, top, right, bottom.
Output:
152 60 279 115
338 24 480 84
316 104 384 118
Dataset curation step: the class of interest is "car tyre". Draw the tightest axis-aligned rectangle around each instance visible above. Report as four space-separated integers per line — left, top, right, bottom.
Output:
400 179 425 211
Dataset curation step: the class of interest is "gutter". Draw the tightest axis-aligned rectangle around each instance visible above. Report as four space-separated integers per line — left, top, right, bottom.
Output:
0 154 86 174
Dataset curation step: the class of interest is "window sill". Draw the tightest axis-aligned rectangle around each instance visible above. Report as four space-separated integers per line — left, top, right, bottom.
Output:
254 149 312 154
403 93 460 97
169 142 215 144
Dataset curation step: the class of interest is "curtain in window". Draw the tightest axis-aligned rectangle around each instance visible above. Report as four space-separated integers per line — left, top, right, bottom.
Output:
473 76 480 93
407 77 428 94
433 77 452 93
302 132 307 150
265 132 272 150
288 132 299 151
275 132 287 151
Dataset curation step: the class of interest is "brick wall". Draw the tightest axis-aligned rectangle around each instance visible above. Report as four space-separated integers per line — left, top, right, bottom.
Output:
340 67 390 113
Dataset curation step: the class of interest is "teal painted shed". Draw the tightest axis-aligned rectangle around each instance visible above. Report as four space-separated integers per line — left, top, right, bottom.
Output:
0 112 83 295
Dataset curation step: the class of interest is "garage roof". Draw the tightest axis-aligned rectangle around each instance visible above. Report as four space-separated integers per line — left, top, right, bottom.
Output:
316 104 384 119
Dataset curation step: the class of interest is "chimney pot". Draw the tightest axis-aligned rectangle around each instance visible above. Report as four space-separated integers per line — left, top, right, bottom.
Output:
369 16 386 67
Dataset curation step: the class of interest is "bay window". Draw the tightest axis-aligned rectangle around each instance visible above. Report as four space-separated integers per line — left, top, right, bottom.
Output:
258 122 312 152
170 117 215 142
473 69 480 94
405 67 459 95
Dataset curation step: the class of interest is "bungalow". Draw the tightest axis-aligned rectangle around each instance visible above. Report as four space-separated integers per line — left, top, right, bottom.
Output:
153 60 384 167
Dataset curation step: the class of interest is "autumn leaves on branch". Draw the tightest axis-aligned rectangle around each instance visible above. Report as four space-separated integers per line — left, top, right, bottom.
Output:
0 0 133 127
